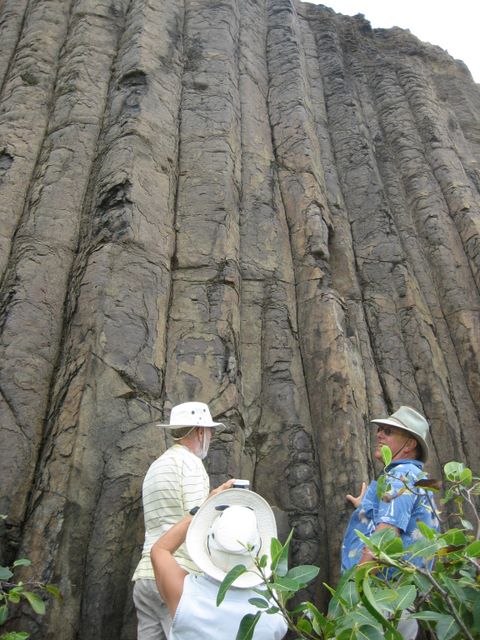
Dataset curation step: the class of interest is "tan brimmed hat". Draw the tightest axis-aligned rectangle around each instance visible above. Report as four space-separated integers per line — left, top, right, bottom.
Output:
156 402 224 429
186 489 277 589
371 405 430 462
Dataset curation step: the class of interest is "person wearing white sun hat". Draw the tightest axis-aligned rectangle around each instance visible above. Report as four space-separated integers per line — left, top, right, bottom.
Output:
151 488 287 639
133 402 234 640
341 406 440 640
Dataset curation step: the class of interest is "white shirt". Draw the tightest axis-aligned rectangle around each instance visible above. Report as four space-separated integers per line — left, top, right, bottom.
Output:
170 574 287 640
133 444 210 580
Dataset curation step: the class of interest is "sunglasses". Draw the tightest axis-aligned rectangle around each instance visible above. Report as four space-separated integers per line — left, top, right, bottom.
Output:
376 425 397 436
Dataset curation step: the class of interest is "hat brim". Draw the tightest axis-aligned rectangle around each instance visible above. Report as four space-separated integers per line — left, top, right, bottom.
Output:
156 421 224 429
186 489 277 589
370 418 429 462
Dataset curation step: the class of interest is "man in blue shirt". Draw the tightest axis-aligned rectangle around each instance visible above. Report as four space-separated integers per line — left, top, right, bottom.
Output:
341 406 440 639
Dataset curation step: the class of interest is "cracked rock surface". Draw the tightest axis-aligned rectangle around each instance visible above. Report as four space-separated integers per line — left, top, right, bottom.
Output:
0 0 479 637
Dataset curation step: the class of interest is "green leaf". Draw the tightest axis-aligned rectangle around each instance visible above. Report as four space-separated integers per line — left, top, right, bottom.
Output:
394 585 417 611
381 445 392 467
359 592 403 640
381 536 404 557
337 624 384 640
326 589 347 618
376 475 388 500
459 468 473 486
270 531 292 578
412 611 462 639
235 612 261 640
353 530 370 548
0 633 30 640
460 518 473 531
270 576 300 592
336 609 379 631
12 559 31 569
362 574 384 615
436 614 460 640
247 597 269 609
270 538 282 566
355 625 385 640
371 526 398 544
444 461 465 481
217 565 247 606
407 537 445 560
296 617 312 634
367 587 398 613
285 564 319 586
411 611 446 621
258 554 268 569
337 580 360 609
265 606 279 614
7 590 21 604
44 584 62 600
336 627 358 640
376 475 389 500
465 540 480 557
359 526 404 558
0 567 13 581
304 601 328 634
412 572 432 594
416 521 436 540
21 592 45 616
440 528 467 546
0 604 8 625
439 574 466 604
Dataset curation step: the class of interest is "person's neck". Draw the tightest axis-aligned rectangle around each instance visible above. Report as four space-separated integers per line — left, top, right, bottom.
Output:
178 437 201 457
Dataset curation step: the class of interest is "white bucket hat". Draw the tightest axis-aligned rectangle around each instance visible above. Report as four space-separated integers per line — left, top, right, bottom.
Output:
371 405 430 462
186 489 277 589
156 402 224 429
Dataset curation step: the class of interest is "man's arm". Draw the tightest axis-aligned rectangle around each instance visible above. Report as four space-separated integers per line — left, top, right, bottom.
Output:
151 516 191 616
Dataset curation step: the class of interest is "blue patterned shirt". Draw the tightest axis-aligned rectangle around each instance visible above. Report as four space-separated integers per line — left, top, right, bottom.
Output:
341 460 440 572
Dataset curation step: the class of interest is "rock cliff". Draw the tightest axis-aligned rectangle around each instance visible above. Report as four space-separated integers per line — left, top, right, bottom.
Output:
0 0 479 637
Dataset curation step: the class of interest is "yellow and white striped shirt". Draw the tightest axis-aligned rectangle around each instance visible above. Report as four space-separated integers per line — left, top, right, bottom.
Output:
133 444 210 580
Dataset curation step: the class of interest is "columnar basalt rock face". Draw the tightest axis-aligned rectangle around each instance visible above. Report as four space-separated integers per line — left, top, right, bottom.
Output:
0 0 479 637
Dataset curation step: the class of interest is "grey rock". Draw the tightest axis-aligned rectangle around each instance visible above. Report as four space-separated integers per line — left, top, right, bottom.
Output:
0 0 479 637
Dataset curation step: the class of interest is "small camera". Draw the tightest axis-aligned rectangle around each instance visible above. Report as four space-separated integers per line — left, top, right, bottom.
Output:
232 479 250 489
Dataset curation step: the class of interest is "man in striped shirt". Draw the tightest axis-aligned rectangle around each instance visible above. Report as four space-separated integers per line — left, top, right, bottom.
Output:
133 402 232 640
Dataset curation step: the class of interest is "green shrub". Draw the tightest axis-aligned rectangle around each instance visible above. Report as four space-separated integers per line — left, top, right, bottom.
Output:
0 518 61 640
218 458 480 640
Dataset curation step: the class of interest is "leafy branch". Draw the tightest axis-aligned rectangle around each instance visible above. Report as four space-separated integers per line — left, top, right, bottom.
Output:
218 460 480 640
0 518 61 640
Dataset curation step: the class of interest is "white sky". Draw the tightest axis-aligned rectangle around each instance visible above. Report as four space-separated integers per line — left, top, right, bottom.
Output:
308 1 479 83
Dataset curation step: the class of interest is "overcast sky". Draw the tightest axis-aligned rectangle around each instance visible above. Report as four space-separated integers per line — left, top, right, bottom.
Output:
308 0 479 83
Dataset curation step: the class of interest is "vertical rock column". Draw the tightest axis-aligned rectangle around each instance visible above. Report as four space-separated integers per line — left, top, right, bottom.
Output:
238 0 325 579
16 1 185 638
364 55 479 469
0 0 120 560
163 0 244 478
266 0 371 582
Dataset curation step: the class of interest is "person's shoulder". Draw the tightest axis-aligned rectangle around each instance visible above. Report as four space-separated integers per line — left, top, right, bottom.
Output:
145 445 183 473
389 460 424 479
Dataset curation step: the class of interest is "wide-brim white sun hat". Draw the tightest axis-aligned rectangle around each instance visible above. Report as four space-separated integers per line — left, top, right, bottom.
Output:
186 488 277 589
370 405 430 462
157 401 224 429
